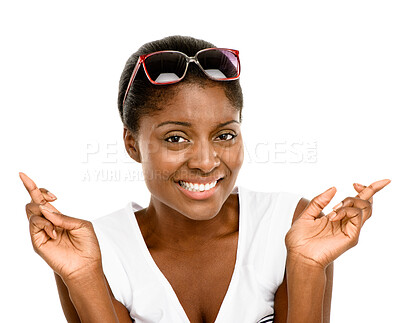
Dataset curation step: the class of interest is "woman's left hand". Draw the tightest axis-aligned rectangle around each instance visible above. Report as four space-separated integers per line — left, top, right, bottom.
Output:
285 179 391 269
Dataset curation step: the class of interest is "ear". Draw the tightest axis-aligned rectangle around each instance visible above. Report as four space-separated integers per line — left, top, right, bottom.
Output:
123 127 141 163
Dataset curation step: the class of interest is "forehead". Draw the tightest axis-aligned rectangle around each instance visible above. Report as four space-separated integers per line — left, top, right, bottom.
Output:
143 85 239 129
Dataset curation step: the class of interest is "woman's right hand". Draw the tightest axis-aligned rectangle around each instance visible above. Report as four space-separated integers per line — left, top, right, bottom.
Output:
20 172 102 284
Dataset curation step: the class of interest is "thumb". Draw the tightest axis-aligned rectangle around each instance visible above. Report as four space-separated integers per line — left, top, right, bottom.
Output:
39 205 84 231
301 187 337 220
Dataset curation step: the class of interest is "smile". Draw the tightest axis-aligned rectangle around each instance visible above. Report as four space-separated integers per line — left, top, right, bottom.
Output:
175 177 224 200
178 180 218 192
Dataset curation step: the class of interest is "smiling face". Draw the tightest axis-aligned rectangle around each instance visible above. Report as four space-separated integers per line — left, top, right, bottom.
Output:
124 84 244 221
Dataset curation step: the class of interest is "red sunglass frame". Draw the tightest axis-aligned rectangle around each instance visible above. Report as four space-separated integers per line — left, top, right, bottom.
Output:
122 48 240 107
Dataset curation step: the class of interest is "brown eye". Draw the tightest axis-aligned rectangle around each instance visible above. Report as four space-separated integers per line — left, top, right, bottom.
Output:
216 133 236 141
165 135 189 143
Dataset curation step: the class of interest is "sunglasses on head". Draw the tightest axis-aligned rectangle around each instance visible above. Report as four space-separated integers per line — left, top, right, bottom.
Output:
122 48 240 106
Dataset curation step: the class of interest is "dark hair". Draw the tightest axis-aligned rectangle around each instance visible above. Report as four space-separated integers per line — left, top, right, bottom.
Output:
118 35 243 136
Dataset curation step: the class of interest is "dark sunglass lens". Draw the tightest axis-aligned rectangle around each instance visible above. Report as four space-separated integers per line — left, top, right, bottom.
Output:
197 49 239 79
144 52 187 83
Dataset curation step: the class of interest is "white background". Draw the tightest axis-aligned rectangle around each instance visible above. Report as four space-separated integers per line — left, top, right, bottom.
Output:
1 1 399 322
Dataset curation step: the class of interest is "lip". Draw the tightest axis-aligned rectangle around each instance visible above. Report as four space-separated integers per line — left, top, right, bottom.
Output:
175 176 224 185
175 178 223 200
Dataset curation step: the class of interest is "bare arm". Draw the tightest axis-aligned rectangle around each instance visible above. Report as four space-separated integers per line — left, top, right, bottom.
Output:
55 272 133 323
274 198 333 323
55 273 80 323
65 267 120 323
286 256 328 322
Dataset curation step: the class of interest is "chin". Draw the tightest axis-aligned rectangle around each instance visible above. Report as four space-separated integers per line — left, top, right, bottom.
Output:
177 203 223 221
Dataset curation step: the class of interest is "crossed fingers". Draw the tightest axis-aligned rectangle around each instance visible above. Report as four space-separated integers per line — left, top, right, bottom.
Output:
327 179 390 225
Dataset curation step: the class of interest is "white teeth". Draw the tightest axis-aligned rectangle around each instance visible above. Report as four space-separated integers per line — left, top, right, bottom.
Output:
179 179 219 192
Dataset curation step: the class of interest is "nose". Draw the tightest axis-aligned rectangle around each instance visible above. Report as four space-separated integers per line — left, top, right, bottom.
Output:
187 141 220 173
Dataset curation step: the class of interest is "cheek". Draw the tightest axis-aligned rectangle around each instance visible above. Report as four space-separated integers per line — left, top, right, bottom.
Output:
140 145 186 184
237 143 244 168
219 140 244 171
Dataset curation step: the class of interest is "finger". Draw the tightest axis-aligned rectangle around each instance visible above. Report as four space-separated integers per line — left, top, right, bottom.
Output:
327 206 363 227
330 197 372 226
20 173 62 215
39 188 57 201
26 199 62 222
337 197 371 210
301 187 337 219
353 183 373 204
332 183 373 211
25 202 43 220
29 188 57 205
29 214 58 240
19 172 48 206
355 179 391 200
39 205 84 231
328 207 363 243
344 197 372 226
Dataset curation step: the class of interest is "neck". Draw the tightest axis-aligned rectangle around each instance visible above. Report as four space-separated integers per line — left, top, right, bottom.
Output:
137 194 239 252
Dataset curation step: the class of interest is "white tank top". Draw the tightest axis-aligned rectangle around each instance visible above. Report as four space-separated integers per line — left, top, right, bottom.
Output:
92 186 302 323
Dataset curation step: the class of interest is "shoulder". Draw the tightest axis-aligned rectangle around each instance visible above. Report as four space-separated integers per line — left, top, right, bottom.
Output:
89 203 141 312
91 202 140 249
91 205 128 233
237 185 302 200
236 185 304 234
237 185 303 215
91 201 140 232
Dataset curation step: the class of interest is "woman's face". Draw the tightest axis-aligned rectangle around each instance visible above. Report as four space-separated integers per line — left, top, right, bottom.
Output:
127 84 244 220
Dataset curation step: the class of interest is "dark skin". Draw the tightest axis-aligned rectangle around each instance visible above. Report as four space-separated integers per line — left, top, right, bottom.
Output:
26 189 342 322
21 84 389 322
25 184 319 323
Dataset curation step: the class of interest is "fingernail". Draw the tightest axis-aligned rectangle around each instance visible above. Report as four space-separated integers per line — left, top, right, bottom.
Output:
52 229 57 239
327 211 337 221
47 191 57 199
353 183 364 187
332 202 343 210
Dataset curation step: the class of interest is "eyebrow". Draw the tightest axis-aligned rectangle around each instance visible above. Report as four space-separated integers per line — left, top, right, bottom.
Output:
156 119 240 129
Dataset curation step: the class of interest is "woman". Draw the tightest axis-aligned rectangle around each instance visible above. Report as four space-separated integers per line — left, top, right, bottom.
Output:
20 35 390 323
